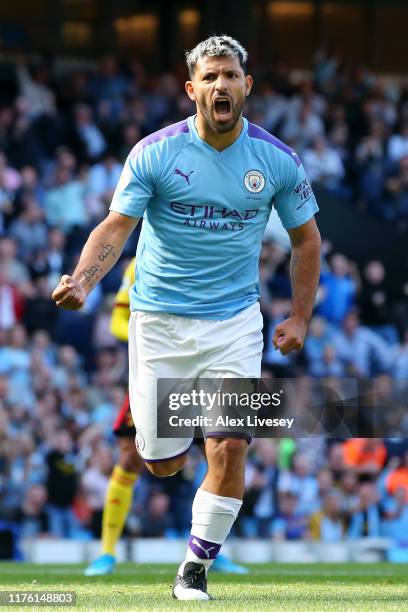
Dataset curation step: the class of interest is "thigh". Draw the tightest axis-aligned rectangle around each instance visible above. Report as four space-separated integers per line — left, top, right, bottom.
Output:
199 302 264 378
198 303 264 441
128 311 196 462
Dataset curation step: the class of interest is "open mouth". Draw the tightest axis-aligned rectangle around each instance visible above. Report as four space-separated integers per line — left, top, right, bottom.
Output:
214 98 231 118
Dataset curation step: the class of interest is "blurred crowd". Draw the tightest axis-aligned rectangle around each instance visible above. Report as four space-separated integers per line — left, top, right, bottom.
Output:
0 50 408 558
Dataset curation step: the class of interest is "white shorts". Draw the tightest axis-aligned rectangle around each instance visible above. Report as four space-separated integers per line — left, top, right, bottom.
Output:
128 302 263 462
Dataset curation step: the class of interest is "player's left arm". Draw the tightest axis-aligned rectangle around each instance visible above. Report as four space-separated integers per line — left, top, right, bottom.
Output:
273 218 321 355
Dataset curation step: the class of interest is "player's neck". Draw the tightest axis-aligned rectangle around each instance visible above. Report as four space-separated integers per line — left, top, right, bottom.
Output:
195 114 244 152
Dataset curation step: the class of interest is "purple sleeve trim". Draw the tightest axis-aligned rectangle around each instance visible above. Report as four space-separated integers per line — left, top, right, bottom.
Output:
248 122 301 166
129 119 190 159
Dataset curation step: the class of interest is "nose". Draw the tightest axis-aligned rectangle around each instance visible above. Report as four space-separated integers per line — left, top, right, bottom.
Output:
214 74 228 92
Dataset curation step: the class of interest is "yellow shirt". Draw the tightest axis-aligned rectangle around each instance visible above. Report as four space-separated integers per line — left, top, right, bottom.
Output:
110 258 135 342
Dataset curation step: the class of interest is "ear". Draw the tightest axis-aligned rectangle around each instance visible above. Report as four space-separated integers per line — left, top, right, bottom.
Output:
185 80 196 101
245 74 253 97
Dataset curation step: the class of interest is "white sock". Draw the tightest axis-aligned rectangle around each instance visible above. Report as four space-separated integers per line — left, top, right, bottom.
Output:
178 488 242 575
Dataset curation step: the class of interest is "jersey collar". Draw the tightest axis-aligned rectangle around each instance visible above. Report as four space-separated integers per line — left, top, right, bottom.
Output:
187 114 248 156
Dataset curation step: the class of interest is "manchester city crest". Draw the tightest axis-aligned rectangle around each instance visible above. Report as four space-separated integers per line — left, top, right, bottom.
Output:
244 169 265 193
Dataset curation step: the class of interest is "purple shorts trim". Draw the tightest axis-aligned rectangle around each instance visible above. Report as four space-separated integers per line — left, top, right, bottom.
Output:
141 442 192 464
205 432 252 444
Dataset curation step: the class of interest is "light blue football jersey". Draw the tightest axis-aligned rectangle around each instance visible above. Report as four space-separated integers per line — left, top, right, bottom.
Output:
110 115 318 320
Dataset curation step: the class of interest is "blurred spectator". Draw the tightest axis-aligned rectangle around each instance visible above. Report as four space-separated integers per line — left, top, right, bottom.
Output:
89 55 129 120
327 442 347 483
70 104 107 162
15 60 56 119
278 453 320 516
304 317 343 377
339 470 359 519
313 46 341 92
23 276 58 336
119 122 141 162
359 260 399 344
317 254 360 325
281 101 325 150
0 236 30 284
0 267 24 330
44 165 88 231
13 484 49 538
303 136 345 191
343 439 387 476
348 482 383 538
385 451 408 503
310 489 346 542
39 227 66 288
13 166 45 210
82 444 113 537
140 489 174 538
0 150 22 193
388 122 408 163
86 151 122 220
334 311 390 377
46 431 79 538
384 154 408 224
242 440 281 537
391 329 408 393
355 121 388 213
8 199 48 258
250 82 287 133
272 491 309 540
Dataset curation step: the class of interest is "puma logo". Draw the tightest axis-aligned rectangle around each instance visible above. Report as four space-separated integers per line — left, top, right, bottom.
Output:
174 168 194 185
191 538 216 558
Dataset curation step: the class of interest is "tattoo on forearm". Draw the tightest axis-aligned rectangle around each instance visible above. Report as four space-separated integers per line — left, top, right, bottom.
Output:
81 264 101 283
78 244 115 287
98 243 115 263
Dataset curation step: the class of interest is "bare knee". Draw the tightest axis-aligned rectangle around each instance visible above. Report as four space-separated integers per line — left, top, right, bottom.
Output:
145 454 187 477
118 437 144 473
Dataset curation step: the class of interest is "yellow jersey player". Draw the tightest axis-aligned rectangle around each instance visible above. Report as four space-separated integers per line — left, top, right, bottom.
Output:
84 258 248 575
84 257 143 576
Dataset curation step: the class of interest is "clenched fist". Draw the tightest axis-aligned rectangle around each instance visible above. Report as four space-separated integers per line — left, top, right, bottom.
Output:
52 275 87 310
273 316 308 355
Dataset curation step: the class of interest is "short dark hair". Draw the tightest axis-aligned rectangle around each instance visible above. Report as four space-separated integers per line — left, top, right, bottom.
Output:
186 35 248 78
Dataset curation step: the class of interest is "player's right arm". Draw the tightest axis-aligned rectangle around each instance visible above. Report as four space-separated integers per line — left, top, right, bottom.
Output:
52 211 139 310
53 138 156 310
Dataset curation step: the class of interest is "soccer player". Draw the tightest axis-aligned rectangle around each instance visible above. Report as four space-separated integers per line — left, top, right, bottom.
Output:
85 258 247 576
52 35 321 600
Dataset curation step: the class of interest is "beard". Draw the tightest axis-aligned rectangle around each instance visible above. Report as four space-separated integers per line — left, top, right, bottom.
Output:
198 95 246 134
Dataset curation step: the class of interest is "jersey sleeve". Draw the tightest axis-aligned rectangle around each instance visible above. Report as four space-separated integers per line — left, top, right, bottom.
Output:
109 145 155 218
274 156 319 230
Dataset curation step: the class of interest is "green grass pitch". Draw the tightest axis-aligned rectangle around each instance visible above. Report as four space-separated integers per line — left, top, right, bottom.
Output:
0 563 407 610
